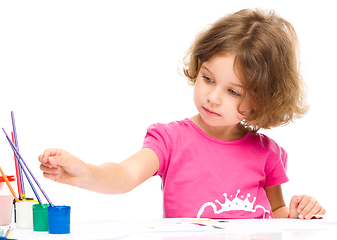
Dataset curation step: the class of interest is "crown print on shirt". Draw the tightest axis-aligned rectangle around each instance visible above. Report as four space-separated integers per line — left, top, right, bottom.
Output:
197 189 271 219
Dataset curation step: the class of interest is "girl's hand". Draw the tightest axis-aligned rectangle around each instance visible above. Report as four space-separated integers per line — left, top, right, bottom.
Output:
38 148 90 187
289 195 326 219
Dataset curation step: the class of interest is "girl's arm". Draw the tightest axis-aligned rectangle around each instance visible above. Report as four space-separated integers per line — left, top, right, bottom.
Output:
265 185 326 219
38 148 160 194
265 185 288 218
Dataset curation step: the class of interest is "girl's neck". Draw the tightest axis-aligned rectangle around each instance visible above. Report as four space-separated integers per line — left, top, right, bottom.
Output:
190 114 248 141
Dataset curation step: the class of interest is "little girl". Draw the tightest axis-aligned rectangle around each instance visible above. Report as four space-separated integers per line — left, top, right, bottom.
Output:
39 9 325 219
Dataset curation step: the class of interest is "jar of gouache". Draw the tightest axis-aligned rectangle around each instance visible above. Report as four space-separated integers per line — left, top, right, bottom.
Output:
48 205 71 234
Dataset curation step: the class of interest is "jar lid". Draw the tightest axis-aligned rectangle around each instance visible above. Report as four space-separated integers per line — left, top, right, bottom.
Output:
0 175 15 182
48 205 71 214
33 203 50 210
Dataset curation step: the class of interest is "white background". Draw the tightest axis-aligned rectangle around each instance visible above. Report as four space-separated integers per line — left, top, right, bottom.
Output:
0 1 336 222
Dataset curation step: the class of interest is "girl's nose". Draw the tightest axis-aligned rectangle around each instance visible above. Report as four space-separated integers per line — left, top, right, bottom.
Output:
207 88 222 105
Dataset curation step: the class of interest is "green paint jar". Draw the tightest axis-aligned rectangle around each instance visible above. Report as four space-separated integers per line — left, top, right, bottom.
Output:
32 204 49 231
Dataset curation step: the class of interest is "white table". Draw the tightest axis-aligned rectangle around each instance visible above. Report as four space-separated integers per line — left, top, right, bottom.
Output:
6 218 337 240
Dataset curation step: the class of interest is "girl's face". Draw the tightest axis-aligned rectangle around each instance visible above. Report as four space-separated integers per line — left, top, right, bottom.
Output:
193 54 251 130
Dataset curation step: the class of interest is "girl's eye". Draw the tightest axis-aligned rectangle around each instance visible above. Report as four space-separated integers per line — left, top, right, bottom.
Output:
203 76 214 83
228 89 240 97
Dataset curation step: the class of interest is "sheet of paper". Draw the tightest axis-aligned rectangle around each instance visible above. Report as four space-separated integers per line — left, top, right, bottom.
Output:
124 218 228 233
123 218 337 234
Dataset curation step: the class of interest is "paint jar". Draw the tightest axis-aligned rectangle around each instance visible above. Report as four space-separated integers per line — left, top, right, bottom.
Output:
16 200 38 228
48 206 71 234
0 175 15 226
33 204 49 231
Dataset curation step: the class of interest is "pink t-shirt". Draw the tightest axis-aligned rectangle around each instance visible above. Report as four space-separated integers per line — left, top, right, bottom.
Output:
143 119 288 219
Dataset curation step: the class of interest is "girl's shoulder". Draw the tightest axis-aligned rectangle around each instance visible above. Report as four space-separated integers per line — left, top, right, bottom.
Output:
147 118 192 133
145 118 200 145
252 133 282 149
249 133 287 162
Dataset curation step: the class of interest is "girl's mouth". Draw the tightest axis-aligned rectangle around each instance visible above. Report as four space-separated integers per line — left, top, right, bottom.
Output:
203 106 221 117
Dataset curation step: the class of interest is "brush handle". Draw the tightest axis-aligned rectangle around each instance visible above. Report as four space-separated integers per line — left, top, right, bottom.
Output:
2 128 54 207
0 166 20 203
11 112 25 196
11 132 22 199
7 140 43 204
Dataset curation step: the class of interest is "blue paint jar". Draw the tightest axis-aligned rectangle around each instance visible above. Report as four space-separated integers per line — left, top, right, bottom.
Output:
48 205 71 234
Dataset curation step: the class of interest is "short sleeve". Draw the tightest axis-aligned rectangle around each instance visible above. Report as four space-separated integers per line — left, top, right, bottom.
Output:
143 123 171 177
264 145 289 187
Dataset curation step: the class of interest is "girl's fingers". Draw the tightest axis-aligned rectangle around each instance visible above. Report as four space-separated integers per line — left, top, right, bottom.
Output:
298 197 326 220
43 172 59 181
313 206 326 217
40 164 59 175
303 203 324 220
298 196 317 219
296 194 310 214
290 194 326 220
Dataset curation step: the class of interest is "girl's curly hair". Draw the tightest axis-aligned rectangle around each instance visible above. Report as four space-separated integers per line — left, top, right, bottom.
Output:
183 9 308 132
